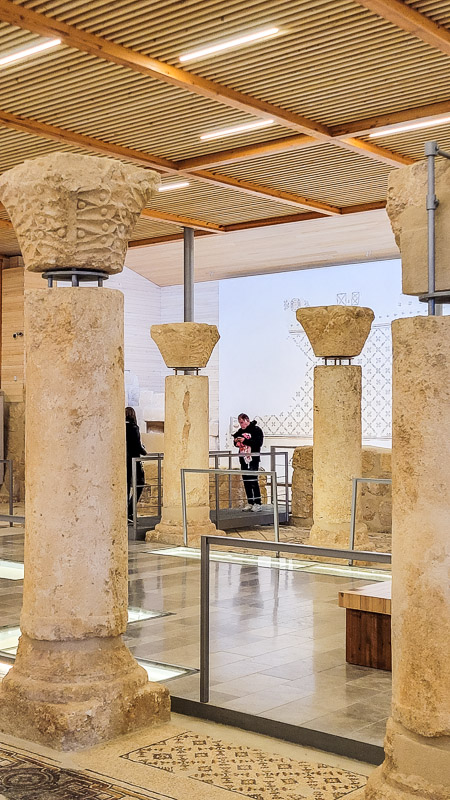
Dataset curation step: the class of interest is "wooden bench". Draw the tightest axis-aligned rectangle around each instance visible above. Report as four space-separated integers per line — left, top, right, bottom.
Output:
338 581 392 671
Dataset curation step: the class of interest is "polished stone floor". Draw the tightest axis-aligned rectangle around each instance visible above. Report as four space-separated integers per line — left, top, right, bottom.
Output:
0 525 391 749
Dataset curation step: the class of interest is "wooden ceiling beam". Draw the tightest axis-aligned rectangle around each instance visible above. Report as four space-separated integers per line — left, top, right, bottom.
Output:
0 218 13 229
353 0 450 56
337 137 414 166
0 109 177 173
128 230 212 248
0 0 413 169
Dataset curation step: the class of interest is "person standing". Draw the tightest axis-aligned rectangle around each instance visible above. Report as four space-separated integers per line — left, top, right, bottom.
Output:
233 413 264 511
126 406 146 523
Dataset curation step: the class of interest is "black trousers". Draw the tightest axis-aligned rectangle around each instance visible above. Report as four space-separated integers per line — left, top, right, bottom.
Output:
127 462 145 519
239 456 261 505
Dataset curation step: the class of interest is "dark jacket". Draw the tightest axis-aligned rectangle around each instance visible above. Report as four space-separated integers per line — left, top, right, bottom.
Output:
233 420 264 453
126 420 146 481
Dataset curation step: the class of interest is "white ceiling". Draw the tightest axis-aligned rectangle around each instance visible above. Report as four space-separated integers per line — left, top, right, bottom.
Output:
125 209 398 287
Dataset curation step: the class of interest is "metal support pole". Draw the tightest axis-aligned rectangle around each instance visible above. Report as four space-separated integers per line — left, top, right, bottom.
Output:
425 140 438 316
348 477 358 566
200 535 210 703
8 459 13 527
272 471 280 544
181 469 188 546
214 454 220 530
284 450 289 522
183 227 194 323
157 453 162 517
228 453 232 509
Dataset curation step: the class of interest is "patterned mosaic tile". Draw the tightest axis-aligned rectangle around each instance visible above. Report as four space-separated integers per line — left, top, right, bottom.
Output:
122 732 367 799
0 744 174 800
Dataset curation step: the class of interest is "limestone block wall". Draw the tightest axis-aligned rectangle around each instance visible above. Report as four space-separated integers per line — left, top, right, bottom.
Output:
291 444 392 533
139 461 267 514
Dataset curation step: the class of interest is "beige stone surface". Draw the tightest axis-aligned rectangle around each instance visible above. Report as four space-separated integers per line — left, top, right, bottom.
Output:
297 305 374 357
0 288 170 748
388 159 450 295
291 445 392 534
0 152 159 274
309 366 367 547
151 322 220 368
364 316 450 799
147 374 219 546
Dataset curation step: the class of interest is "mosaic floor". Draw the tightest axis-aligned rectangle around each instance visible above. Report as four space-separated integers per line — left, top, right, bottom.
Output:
0 525 391 748
0 715 371 799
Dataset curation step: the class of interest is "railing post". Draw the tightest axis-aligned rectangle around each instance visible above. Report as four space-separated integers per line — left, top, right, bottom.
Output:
131 458 137 538
181 469 188 547
348 477 358 566
214 454 220 529
157 453 162 517
200 535 210 703
8 459 13 527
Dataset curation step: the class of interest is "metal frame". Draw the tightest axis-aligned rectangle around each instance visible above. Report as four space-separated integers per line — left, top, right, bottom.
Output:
183 226 194 322
181 468 281 547
200 534 391 703
131 453 163 538
424 140 450 315
0 460 23 526
348 477 392 566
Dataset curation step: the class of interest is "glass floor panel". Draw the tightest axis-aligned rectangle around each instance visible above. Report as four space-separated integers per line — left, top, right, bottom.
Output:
145 546 391 581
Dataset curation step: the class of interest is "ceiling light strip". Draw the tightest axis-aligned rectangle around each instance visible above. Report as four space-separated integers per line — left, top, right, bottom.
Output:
369 116 450 138
0 38 61 67
158 181 190 192
201 119 274 141
180 27 279 63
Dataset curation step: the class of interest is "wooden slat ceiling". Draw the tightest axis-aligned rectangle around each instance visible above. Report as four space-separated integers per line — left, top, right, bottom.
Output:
0 0 449 261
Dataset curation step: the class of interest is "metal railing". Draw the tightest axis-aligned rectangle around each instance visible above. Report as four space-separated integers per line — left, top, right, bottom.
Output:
131 449 290 534
199 534 392 703
0 460 23 526
181 467 281 547
349 477 392 566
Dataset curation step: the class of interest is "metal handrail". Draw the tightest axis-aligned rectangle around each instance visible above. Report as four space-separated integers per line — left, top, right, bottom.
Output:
349 477 392 566
199 534 392 703
181 468 281 547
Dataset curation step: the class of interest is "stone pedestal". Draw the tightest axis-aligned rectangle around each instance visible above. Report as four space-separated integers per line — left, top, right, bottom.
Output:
297 306 374 548
0 153 170 749
147 323 221 546
363 316 450 800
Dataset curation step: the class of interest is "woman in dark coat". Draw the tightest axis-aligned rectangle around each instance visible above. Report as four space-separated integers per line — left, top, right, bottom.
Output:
233 413 264 512
126 406 146 522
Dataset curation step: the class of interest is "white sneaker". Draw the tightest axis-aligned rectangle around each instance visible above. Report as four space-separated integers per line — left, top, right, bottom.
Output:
251 504 262 512
242 504 252 511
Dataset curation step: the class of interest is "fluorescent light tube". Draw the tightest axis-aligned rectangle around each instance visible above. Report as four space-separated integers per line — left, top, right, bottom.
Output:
158 181 190 192
369 116 450 138
201 119 274 141
180 27 279 62
0 38 61 68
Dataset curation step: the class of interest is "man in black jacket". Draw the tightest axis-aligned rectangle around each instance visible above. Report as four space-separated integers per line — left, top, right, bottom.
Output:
233 413 264 512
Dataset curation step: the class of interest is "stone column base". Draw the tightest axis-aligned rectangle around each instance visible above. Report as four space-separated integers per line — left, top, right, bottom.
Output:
309 521 368 549
363 719 450 800
0 634 170 750
146 518 224 547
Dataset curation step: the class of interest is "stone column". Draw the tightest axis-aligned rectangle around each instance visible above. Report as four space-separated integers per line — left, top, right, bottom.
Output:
297 306 374 547
0 152 170 749
361 158 450 800
147 322 221 546
363 317 450 800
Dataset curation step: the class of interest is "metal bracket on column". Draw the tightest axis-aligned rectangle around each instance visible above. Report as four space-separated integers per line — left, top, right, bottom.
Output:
323 357 353 365
42 268 109 287
173 367 200 375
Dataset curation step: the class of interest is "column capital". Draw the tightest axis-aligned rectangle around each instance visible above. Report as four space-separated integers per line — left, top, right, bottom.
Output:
297 305 374 357
151 322 220 368
0 152 159 275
